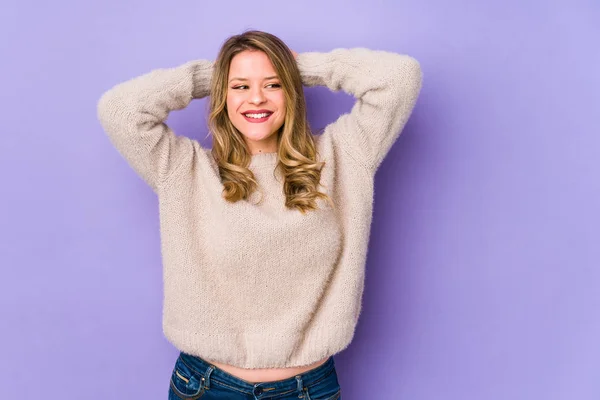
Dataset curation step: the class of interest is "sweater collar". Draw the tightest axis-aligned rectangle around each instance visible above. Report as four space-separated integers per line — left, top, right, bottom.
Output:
249 152 279 168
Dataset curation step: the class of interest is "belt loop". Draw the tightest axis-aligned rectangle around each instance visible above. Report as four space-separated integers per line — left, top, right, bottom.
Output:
203 365 215 390
295 375 303 394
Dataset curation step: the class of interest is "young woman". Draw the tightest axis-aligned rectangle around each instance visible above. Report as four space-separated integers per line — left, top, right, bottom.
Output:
98 30 422 399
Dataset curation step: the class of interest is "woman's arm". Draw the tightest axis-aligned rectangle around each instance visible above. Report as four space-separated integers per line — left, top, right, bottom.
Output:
296 48 422 173
97 60 214 192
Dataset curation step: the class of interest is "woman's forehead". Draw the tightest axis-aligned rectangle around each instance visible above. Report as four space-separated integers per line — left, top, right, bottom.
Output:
228 50 277 80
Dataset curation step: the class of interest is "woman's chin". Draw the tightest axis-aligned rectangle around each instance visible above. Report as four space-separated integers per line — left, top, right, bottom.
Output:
241 131 277 143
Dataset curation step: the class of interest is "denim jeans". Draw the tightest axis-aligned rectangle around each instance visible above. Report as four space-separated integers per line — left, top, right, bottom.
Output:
169 352 342 399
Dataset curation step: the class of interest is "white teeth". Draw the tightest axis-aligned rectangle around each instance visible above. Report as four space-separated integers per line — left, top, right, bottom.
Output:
244 113 270 119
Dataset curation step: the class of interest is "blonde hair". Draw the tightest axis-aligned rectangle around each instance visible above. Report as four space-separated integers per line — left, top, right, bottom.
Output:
208 30 332 214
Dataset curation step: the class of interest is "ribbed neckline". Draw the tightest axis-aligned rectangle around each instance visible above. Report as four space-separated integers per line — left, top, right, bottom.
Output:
249 152 279 168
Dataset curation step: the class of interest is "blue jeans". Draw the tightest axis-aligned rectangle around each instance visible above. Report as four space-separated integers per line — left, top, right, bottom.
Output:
169 352 342 399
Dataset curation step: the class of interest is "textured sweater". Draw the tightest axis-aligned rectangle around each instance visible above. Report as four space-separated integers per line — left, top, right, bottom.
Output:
97 48 422 368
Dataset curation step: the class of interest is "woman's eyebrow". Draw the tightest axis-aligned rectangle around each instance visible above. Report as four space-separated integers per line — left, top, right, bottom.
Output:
228 76 279 83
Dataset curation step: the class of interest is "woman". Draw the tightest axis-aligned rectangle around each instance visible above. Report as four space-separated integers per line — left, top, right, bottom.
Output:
98 30 422 399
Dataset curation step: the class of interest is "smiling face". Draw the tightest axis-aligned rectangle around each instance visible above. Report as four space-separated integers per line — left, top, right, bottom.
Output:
226 50 286 154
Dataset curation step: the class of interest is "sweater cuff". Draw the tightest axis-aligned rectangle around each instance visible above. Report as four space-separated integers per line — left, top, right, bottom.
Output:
187 60 214 99
296 51 336 88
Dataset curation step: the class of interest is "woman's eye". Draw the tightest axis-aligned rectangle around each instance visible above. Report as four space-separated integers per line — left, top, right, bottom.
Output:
231 83 280 90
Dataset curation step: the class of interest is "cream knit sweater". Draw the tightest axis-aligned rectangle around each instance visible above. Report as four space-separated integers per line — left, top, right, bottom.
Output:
97 48 422 368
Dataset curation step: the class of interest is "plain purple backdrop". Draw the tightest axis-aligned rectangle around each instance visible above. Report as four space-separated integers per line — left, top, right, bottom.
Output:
1 0 598 399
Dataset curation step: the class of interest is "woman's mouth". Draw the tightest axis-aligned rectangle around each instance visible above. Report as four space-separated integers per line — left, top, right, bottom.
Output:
242 111 273 123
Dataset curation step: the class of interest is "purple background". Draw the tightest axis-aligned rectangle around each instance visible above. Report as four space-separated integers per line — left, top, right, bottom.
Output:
1 0 599 399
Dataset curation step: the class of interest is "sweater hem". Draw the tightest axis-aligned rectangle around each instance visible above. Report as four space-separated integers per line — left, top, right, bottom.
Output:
162 319 357 369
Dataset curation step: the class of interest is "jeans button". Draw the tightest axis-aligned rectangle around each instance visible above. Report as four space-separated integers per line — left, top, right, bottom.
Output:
254 386 263 395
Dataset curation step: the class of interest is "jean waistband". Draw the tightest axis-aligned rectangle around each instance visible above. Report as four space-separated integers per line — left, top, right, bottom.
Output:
178 352 336 397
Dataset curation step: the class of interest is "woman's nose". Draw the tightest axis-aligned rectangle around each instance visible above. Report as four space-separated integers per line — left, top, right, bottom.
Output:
248 87 266 105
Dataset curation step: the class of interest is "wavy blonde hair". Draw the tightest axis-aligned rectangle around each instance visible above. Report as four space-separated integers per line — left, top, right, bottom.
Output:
208 30 332 214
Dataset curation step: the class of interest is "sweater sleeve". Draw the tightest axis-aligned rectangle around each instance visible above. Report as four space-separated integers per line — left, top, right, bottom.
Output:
97 60 214 193
296 48 422 173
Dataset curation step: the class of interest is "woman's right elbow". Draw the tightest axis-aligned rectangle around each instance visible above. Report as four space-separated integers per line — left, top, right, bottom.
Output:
97 88 130 128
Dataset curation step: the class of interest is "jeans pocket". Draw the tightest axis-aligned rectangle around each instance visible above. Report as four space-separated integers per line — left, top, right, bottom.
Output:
321 388 341 400
305 368 341 400
169 357 205 399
